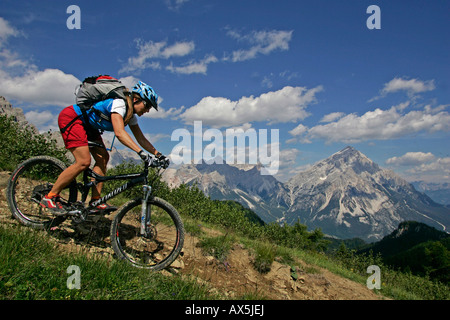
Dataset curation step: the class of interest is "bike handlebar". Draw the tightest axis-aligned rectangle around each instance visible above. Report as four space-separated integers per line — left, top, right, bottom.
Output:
145 156 170 169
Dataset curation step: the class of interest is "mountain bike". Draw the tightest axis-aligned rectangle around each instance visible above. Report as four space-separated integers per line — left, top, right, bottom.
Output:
6 154 185 271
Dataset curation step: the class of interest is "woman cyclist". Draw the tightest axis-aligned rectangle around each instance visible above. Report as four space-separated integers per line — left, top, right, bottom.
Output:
40 81 166 214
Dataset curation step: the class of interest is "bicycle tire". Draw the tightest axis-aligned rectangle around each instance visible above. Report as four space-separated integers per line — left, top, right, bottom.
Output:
110 197 185 270
6 156 77 230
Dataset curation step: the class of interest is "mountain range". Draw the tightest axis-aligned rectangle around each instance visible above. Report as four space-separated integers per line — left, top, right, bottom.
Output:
1 97 449 242
162 146 450 242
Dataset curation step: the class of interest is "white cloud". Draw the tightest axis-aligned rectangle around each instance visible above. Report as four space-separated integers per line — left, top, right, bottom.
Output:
386 152 436 166
409 157 450 175
404 157 450 183
384 151 450 182
24 110 58 132
275 148 300 180
144 105 185 119
298 104 450 144
161 41 195 58
226 29 293 62
120 39 195 73
0 48 28 70
180 85 323 128
120 28 293 76
289 123 308 136
118 75 140 89
0 68 80 107
382 77 435 94
0 17 21 45
0 18 28 72
320 112 345 123
166 54 218 75
0 18 80 107
370 77 436 101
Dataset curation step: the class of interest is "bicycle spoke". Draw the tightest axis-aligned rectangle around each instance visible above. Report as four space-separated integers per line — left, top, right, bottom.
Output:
112 198 184 270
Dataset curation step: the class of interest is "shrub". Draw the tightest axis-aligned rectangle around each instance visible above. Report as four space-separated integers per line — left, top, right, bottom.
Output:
198 234 235 263
0 114 68 171
252 242 277 274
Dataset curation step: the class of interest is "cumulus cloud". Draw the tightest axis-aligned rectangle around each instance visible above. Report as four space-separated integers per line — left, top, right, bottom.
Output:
409 157 450 175
1 68 80 107
292 104 450 144
225 29 294 62
0 17 80 107
386 152 436 166
0 18 28 71
24 110 58 132
121 28 293 76
0 17 21 44
166 54 218 75
289 123 308 136
144 105 185 120
120 39 195 73
382 77 435 94
118 75 140 89
370 77 436 101
180 85 323 128
397 154 450 183
320 112 345 123
378 151 450 183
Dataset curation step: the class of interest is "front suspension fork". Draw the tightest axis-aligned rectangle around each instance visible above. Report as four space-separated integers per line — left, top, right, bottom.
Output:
140 185 152 236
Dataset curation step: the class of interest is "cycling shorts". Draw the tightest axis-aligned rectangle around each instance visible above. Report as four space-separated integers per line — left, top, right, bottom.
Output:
58 106 102 149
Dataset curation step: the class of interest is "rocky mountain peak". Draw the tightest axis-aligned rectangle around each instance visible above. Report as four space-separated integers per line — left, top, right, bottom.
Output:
0 96 31 129
323 146 381 175
286 146 379 190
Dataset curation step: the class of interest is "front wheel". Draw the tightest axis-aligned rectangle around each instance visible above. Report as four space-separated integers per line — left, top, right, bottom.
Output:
110 197 185 270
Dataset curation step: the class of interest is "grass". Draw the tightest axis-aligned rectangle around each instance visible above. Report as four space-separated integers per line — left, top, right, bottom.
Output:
1 210 448 300
251 242 278 274
197 234 235 263
290 245 450 300
0 224 217 300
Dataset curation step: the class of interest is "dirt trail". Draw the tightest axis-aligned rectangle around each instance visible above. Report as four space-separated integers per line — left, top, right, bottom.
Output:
0 171 384 300
178 232 383 300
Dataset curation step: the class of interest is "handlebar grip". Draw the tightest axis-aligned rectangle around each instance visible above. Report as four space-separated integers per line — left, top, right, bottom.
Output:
146 157 170 169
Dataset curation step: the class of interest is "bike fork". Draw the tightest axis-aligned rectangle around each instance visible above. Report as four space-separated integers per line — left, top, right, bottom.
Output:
140 185 152 236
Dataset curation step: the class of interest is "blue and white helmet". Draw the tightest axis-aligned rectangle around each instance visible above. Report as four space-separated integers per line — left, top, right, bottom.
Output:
132 81 158 111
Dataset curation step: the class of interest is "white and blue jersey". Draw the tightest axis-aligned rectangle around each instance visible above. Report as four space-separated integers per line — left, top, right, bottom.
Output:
73 99 137 132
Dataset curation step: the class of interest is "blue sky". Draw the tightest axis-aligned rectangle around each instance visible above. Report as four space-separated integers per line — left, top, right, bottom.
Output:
0 0 449 182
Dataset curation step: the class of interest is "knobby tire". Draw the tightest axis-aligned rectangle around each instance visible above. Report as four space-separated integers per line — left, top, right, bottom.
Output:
110 197 185 271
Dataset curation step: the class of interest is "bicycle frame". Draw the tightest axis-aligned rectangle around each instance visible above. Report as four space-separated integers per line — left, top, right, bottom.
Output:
69 161 152 228
67 156 168 237
82 168 148 209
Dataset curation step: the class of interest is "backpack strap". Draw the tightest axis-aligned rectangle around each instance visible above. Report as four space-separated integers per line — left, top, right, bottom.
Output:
60 113 82 134
61 89 133 135
79 104 102 139
90 92 133 125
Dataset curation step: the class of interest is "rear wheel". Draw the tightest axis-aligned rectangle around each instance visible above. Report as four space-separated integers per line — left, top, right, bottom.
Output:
6 156 77 230
110 197 185 270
